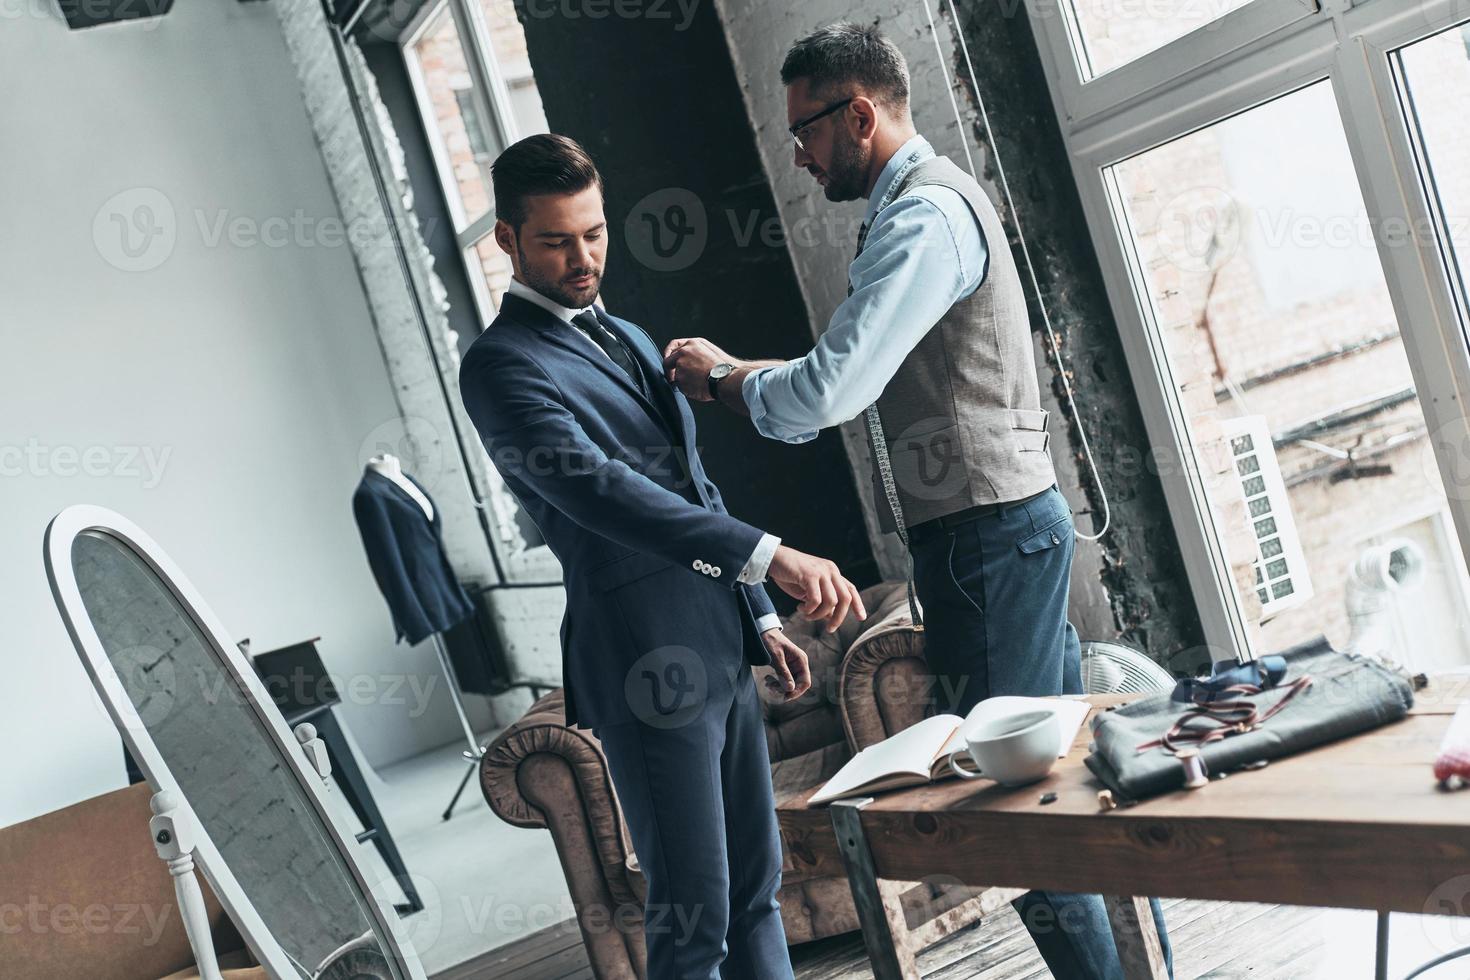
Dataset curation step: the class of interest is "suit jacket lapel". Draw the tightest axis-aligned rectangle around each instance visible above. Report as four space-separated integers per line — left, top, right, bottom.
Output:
599 310 699 461
499 294 656 411
496 295 704 499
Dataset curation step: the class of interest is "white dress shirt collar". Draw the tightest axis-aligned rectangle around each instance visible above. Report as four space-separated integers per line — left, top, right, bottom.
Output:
506 276 601 325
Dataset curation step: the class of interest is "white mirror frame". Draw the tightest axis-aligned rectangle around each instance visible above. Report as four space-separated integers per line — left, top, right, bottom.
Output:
43 503 428 980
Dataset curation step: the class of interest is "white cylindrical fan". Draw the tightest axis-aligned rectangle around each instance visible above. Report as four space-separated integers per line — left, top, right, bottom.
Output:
1080 641 1176 695
1344 537 1425 665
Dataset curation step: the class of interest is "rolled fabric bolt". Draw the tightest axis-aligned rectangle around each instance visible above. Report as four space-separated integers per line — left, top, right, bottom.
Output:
1178 748 1209 789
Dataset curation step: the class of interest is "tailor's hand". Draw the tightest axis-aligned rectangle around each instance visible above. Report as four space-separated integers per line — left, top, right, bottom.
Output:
767 545 868 633
757 628 812 701
663 337 738 402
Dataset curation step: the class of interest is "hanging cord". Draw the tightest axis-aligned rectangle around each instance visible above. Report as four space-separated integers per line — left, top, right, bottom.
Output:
919 0 1112 542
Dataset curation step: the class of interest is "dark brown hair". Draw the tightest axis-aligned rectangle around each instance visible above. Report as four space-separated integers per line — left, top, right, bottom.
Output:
491 134 604 230
781 23 910 113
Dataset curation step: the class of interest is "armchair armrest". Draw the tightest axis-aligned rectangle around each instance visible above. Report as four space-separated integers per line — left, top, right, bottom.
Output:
479 690 644 913
838 584 935 751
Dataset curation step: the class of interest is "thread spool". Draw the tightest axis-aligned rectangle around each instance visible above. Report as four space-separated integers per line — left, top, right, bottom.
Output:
1177 748 1209 789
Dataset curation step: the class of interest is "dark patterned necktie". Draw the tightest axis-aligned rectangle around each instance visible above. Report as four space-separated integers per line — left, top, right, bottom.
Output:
848 221 869 297
572 310 646 397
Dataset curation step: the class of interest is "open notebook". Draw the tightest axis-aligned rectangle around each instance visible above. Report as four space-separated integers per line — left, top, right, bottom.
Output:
809 696 1093 805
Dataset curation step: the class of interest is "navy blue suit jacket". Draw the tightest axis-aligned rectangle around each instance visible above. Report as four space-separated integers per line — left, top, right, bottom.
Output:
458 293 777 728
352 469 474 645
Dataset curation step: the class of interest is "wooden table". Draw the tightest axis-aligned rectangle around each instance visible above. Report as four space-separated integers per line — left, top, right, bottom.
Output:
776 678 1470 979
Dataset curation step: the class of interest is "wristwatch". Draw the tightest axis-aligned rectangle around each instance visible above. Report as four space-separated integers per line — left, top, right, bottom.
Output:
708 362 735 400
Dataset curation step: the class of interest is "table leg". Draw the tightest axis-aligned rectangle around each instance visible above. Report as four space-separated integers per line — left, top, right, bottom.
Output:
829 798 919 980
1375 911 1389 980
1103 895 1170 980
316 711 424 914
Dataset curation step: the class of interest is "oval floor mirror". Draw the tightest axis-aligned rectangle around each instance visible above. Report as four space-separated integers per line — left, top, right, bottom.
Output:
44 504 428 980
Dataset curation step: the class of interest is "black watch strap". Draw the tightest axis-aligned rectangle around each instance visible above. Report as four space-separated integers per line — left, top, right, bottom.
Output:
708 364 734 400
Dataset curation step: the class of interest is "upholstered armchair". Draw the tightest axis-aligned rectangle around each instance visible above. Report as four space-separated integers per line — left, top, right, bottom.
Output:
1 782 263 979
480 581 1012 978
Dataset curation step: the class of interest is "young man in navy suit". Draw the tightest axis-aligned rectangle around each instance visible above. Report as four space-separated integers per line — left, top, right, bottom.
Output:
458 134 866 980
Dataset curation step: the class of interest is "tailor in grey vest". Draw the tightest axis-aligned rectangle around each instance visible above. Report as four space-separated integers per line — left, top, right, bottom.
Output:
862 154 1057 533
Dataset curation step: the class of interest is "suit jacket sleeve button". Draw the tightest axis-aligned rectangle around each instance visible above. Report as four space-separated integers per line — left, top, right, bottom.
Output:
692 559 702 570
711 567 721 577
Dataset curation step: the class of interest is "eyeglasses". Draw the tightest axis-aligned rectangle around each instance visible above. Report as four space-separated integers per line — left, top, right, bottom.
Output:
788 98 854 151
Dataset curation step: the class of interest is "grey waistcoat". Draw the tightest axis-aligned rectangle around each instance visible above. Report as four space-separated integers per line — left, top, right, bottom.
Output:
862 154 1057 533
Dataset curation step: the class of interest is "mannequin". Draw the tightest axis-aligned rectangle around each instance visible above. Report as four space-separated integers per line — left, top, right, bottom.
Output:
364 453 432 522
351 458 470 646
351 456 484 819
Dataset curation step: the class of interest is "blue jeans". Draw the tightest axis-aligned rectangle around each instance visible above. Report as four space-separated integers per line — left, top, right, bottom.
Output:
909 485 1174 980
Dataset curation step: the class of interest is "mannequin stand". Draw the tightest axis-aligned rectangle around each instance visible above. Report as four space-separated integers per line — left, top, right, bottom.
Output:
430 631 489 821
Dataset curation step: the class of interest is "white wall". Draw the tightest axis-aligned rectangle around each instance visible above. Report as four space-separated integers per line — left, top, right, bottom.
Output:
0 2 487 828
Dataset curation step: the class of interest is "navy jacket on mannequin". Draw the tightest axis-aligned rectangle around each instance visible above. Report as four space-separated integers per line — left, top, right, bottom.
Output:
352 469 474 645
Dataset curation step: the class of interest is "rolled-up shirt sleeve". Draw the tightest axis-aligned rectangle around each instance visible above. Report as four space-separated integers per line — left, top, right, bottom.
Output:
741 189 986 443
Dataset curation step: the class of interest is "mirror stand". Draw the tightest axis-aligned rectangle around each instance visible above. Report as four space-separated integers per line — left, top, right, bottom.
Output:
143 721 331 980
148 790 224 980
295 722 332 783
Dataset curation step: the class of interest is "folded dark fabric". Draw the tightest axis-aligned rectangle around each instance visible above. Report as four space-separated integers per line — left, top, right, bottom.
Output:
1085 637 1414 801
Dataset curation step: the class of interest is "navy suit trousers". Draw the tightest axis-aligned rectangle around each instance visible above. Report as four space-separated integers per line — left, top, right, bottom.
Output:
594 663 793 980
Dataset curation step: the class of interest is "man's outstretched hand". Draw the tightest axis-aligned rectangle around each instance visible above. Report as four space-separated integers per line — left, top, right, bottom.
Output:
663 336 736 402
768 545 867 633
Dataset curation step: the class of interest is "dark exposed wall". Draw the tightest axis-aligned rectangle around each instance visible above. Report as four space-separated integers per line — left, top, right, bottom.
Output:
510 1 880 601
949 0 1206 665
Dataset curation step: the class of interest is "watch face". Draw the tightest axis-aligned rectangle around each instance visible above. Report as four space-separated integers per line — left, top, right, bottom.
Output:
711 363 735 379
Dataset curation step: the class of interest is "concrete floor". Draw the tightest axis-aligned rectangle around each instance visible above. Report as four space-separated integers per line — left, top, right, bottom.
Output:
338 732 574 977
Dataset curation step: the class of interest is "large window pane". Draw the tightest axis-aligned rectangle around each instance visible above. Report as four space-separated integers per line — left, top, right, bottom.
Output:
474 0 549 139
1066 0 1254 79
409 4 500 229
1108 81 1470 664
1395 24 1470 330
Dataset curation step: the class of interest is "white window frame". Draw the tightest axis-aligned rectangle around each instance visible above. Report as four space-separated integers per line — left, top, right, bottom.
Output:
397 0 561 582
1025 0 1470 659
402 0 528 320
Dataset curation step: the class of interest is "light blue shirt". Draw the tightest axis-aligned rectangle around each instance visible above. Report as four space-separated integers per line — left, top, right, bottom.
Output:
743 135 988 442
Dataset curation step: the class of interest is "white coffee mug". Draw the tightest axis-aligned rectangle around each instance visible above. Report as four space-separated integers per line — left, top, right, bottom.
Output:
947 709 1060 787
